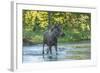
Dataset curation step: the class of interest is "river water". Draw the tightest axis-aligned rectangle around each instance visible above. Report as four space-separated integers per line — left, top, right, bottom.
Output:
22 41 90 63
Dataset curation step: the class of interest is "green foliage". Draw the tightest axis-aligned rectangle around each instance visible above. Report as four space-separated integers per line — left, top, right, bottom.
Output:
23 10 91 45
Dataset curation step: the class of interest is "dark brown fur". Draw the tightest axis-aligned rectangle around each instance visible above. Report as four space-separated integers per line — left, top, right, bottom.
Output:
42 24 65 56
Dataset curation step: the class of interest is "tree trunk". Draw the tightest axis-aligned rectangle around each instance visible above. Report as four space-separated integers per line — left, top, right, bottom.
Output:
48 11 51 29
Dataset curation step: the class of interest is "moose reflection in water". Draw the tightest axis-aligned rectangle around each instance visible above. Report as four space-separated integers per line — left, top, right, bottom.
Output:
43 24 65 56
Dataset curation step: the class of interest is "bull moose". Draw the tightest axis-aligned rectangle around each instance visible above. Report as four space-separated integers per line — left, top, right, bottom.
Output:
42 24 65 56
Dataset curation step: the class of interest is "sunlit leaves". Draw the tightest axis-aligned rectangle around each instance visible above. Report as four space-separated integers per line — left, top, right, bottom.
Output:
23 10 91 42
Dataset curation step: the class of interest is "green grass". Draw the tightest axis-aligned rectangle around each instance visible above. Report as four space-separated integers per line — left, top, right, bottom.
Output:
23 31 43 44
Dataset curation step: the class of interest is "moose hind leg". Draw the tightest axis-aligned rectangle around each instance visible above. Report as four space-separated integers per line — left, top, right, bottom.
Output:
55 45 58 55
42 43 45 54
46 48 49 54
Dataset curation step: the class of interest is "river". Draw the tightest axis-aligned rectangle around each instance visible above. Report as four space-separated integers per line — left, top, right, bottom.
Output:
22 41 90 63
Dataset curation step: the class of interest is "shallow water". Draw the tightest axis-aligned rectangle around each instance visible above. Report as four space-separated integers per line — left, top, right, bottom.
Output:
22 42 90 63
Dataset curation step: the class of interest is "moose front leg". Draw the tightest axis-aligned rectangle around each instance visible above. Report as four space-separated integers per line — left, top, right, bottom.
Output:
55 44 58 55
49 46 52 55
46 47 49 54
42 43 45 59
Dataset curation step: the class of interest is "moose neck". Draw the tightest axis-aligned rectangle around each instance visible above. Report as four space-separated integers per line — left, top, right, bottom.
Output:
52 30 59 38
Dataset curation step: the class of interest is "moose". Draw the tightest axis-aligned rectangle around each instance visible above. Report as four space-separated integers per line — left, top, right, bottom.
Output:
42 24 65 56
